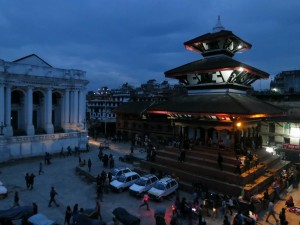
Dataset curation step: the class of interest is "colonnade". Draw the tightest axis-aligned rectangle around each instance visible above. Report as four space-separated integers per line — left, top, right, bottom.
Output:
0 84 86 137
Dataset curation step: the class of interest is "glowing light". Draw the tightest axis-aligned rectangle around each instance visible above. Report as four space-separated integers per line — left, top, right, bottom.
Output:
290 127 300 138
236 122 242 127
266 147 274 153
238 67 244 72
249 114 268 118
237 45 242 49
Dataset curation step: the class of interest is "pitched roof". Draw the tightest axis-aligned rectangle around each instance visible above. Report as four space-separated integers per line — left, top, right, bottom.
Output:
113 101 154 114
164 55 269 78
147 93 285 116
184 30 252 49
13 54 52 67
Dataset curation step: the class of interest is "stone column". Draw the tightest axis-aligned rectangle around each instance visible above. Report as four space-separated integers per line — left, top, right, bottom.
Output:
70 90 74 123
45 88 54 134
26 86 35 135
78 89 85 129
0 85 4 127
5 86 13 136
73 89 79 125
64 89 70 130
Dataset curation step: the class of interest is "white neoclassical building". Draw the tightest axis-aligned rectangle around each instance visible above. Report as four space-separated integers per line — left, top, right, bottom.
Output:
0 54 89 161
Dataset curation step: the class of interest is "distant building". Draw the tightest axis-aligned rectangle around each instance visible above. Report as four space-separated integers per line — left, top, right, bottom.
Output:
86 80 186 137
254 90 300 163
86 85 131 136
0 54 88 161
270 70 300 94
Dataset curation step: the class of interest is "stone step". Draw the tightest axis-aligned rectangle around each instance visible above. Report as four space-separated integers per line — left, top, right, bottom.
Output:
139 160 243 196
139 146 291 197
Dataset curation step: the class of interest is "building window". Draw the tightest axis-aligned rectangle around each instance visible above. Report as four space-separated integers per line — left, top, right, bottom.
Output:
268 136 275 145
269 123 275 133
284 137 290 144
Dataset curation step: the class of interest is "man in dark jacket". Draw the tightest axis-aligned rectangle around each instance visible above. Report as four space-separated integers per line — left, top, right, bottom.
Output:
48 186 59 207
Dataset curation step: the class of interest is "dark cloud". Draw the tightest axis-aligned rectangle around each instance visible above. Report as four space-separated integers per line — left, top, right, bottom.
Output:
0 0 299 91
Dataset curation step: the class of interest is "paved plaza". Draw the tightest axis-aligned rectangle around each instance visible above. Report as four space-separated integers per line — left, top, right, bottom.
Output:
0 138 299 225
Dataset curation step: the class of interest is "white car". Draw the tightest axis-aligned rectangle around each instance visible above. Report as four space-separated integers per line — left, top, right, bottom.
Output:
147 177 178 201
0 181 7 200
111 167 132 181
110 172 140 192
129 174 159 197
27 213 57 225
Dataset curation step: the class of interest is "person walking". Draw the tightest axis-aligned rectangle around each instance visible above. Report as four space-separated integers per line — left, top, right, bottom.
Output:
263 188 270 209
223 215 230 225
279 208 287 225
96 184 103 202
88 158 92 172
33 202 38 214
29 173 35 190
218 152 223 170
266 200 279 223
72 204 79 224
64 205 72 225
272 178 281 201
48 186 59 207
25 173 30 190
94 200 102 220
139 193 150 210
226 195 234 216
13 191 20 207
244 155 251 173
38 162 44 175
221 197 227 216
233 156 242 175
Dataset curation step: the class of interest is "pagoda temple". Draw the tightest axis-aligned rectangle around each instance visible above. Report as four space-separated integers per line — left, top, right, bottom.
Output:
115 17 290 196
147 16 285 149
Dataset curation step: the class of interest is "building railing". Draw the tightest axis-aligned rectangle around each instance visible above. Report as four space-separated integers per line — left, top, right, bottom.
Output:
7 132 87 144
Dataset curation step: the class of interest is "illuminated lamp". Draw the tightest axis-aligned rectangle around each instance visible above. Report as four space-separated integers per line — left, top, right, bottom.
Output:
236 122 242 127
266 147 274 153
290 127 300 138
249 114 268 119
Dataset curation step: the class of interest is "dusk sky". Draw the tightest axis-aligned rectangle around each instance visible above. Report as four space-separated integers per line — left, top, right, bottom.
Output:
0 1 299 92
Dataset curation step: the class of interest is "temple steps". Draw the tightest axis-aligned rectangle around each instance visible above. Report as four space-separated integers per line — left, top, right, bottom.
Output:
137 159 243 195
138 146 291 196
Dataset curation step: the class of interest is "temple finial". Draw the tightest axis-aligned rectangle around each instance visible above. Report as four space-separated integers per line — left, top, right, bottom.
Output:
212 16 225 33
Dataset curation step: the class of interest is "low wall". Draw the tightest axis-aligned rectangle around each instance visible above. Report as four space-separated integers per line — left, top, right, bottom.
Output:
0 132 88 162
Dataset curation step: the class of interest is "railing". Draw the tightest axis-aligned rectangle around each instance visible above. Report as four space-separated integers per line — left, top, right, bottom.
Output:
7 132 87 144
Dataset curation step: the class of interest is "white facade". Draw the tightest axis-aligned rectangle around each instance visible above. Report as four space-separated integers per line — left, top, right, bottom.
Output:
0 54 89 161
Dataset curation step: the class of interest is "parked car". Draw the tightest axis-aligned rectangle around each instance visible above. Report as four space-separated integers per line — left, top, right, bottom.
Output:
0 181 8 199
129 174 159 197
27 213 59 225
0 205 34 224
110 172 140 192
147 177 178 201
112 207 140 225
111 167 132 181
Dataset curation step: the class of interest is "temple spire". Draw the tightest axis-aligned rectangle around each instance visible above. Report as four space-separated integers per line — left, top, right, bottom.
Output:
212 16 225 33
